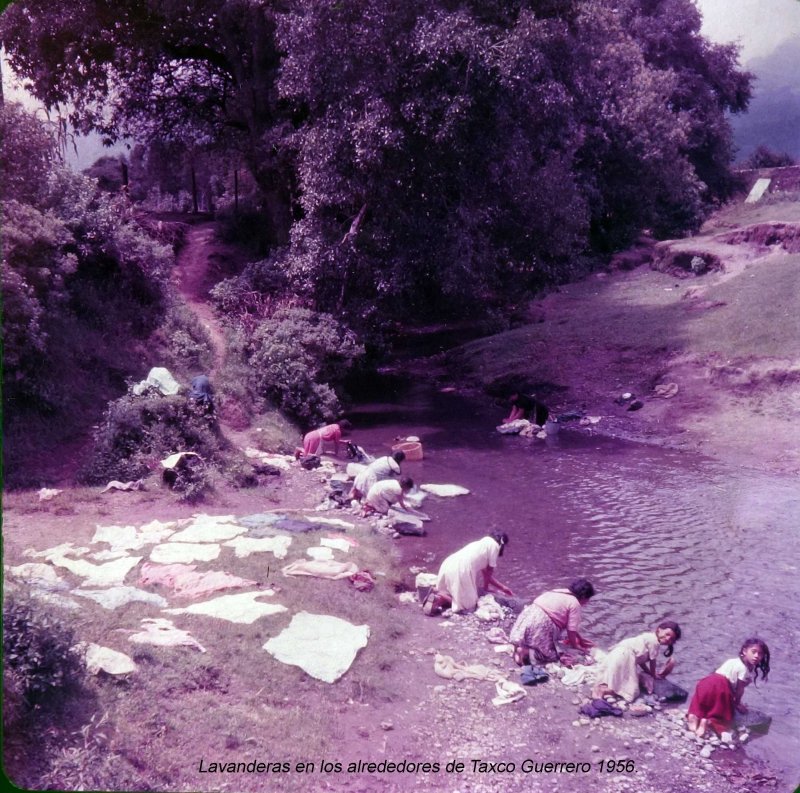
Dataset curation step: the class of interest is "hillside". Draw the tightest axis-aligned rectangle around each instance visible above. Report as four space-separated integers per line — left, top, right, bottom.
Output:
446 195 800 474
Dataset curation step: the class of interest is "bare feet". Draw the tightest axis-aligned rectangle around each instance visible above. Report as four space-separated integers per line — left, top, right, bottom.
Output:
513 646 529 666
696 718 708 738
686 713 699 732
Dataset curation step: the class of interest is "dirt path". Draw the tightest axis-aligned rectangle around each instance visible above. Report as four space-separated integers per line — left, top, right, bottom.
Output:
172 223 228 377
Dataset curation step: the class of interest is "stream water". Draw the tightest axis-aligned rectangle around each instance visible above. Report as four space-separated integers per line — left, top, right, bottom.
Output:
349 378 799 786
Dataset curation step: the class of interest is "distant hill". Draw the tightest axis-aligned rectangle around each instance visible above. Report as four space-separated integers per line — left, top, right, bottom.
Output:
731 39 800 162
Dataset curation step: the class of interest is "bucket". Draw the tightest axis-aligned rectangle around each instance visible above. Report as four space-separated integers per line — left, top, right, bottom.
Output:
544 419 560 437
392 440 424 461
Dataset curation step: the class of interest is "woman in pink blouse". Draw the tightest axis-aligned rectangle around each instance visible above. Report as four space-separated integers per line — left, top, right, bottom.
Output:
296 419 352 458
510 579 595 667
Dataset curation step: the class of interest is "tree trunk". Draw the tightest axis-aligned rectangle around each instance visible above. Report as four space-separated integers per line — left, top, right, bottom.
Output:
191 164 199 214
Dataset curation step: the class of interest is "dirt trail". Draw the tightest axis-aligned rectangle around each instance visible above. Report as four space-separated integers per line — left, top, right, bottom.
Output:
172 223 228 376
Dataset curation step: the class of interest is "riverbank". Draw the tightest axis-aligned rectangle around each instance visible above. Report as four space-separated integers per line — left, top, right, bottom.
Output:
2 451 790 793
443 195 800 476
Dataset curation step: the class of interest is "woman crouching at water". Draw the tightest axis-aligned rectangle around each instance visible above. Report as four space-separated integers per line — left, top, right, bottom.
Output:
423 532 513 615
592 621 681 703
510 579 595 667
686 638 770 738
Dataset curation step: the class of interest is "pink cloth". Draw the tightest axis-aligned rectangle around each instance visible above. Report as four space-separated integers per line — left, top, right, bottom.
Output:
140 562 257 598
532 589 581 632
302 424 342 455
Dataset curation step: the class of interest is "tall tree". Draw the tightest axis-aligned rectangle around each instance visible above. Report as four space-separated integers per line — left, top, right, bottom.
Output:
0 0 293 241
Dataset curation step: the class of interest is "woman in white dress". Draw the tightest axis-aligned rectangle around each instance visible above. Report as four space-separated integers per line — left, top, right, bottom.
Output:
350 451 405 501
424 532 513 615
592 621 681 702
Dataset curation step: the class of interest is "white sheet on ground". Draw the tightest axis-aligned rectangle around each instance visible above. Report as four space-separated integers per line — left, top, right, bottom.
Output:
319 537 352 553
6 563 67 588
306 546 334 561
304 516 356 530
244 448 293 470
101 479 145 493
128 618 206 652
93 520 178 550
168 514 246 543
165 591 287 624
223 535 292 559
47 554 142 587
263 612 370 683
24 542 90 559
281 559 358 579
420 484 470 497
72 586 169 610
79 643 138 675
150 542 221 564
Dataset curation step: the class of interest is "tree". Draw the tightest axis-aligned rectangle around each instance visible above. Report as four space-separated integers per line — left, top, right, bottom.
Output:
745 145 796 170
0 0 293 242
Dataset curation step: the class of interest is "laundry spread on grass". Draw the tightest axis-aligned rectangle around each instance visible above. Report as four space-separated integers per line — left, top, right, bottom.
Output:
281 559 359 579
93 520 179 550
76 642 138 675
127 618 207 652
167 514 247 543
72 586 169 610
101 479 146 493
319 537 353 553
24 542 90 559
46 554 143 588
263 612 370 683
6 563 67 589
140 562 257 598
222 535 292 559
164 591 287 624
150 542 221 564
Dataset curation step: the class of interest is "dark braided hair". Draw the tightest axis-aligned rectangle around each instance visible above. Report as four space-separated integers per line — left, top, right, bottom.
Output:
657 621 682 658
740 638 770 683
489 531 509 556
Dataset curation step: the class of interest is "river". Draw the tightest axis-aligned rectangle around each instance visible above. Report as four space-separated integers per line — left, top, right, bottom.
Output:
349 378 800 787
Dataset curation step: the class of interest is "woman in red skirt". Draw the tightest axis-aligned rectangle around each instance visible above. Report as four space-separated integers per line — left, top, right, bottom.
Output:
686 638 770 738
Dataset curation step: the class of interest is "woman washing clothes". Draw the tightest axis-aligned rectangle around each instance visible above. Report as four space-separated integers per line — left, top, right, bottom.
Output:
423 532 513 615
510 579 595 667
349 451 405 501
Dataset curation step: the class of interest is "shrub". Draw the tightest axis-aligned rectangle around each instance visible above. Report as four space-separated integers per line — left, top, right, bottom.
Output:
3 596 84 707
81 392 225 484
242 307 364 425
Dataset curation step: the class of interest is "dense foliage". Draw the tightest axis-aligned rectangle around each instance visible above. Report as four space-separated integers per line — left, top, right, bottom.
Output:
3 596 84 706
81 393 223 485
1 1 752 321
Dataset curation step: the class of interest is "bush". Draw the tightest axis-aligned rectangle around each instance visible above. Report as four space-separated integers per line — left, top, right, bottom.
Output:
3 596 84 707
242 307 364 425
81 392 225 484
